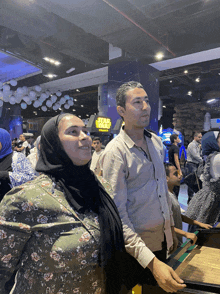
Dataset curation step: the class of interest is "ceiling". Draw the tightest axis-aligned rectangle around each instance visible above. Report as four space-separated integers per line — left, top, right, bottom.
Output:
1 0 220 118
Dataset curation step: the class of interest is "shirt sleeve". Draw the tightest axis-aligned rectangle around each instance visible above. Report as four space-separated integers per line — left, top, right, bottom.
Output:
100 149 155 268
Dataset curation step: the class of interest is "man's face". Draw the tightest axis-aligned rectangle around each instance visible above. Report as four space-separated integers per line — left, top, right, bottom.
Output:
195 133 202 143
19 134 25 142
167 166 181 187
117 87 151 129
92 140 102 152
175 136 180 144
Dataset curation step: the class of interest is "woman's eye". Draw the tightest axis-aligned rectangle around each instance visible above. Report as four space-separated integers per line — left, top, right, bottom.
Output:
69 130 77 134
83 130 90 135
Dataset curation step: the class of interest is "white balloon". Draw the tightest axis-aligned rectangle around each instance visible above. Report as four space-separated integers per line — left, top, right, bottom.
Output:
68 100 74 106
21 102 27 109
52 105 58 110
22 86 28 95
0 100 3 107
56 91 62 97
29 91 36 98
51 95 57 103
64 95 69 100
26 99 32 105
23 96 30 103
41 106 47 112
33 101 41 108
3 95 9 102
3 84 10 92
59 97 65 105
35 85 42 92
9 96 16 104
56 102 61 108
46 100 52 107
17 87 24 95
0 90 3 98
10 80 17 87
64 103 70 109
15 96 22 103
46 90 50 96
41 93 47 100
0 82 3 89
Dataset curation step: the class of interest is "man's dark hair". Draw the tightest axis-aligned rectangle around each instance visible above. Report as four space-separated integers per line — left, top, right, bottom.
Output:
92 137 101 143
116 81 144 108
164 163 175 177
170 134 178 144
194 132 202 138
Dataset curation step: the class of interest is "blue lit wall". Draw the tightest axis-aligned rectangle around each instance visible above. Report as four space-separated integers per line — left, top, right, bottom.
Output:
107 61 159 132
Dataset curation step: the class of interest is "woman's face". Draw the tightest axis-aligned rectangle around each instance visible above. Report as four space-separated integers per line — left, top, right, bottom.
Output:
58 115 92 166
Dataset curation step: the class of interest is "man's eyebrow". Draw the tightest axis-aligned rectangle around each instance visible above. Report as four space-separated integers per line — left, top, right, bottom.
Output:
133 96 148 100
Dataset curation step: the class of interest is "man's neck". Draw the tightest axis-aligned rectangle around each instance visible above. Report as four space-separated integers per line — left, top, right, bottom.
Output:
167 185 174 193
173 142 178 146
124 125 145 143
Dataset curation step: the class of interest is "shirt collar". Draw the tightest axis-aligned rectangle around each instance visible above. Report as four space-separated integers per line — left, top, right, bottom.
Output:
119 126 152 149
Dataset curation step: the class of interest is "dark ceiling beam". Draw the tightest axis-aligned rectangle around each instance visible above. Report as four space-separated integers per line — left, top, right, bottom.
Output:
102 0 176 57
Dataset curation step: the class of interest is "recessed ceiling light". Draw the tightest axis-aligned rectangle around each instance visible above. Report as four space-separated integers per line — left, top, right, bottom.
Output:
207 99 216 103
76 89 80 92
81 105 84 107
218 73 220 75
170 80 172 83
187 91 192 96
195 77 200 82
66 67 76 73
44 74 57 79
155 52 164 61
184 70 188 74
163 105 166 108
74 99 77 101
86 114 89 116
43 57 61 66
72 109 76 111
43 57 50 62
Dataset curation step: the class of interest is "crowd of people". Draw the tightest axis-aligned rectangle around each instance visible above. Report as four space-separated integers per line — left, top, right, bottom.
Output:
0 81 219 294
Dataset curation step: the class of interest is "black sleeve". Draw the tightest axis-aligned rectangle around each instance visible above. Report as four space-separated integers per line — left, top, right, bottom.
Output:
173 145 179 154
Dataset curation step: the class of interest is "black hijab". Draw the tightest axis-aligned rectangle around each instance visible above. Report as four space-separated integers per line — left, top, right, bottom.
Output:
36 114 129 293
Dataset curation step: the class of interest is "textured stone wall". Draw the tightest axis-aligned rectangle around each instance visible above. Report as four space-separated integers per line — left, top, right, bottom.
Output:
172 102 210 143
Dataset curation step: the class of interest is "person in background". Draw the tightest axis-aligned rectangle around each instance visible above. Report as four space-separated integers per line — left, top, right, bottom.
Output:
0 128 35 202
186 131 220 232
27 136 41 175
168 134 182 198
14 133 30 156
90 137 104 175
100 81 186 293
165 163 212 247
185 132 203 203
0 114 140 294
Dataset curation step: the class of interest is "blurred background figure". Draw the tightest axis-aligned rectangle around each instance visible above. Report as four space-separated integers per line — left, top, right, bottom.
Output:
90 136 104 175
0 128 35 202
186 131 220 232
27 136 41 175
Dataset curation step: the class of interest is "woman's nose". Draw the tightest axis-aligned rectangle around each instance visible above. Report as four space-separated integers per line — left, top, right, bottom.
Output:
79 130 88 140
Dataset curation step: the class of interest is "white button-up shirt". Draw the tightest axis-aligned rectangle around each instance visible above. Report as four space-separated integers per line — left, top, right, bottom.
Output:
100 127 174 268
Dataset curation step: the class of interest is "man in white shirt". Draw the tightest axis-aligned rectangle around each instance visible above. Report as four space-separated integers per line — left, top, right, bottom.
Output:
186 132 203 203
14 134 30 156
90 137 103 175
100 81 186 293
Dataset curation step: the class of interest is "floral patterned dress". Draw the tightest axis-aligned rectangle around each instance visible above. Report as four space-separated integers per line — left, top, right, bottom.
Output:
0 174 112 294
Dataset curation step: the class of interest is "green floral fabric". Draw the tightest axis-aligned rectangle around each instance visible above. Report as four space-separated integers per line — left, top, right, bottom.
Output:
0 174 112 294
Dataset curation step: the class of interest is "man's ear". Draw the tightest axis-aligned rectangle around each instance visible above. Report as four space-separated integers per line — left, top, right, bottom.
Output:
117 105 125 118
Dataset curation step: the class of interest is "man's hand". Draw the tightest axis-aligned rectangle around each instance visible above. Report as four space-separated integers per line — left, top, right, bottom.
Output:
185 232 197 245
148 257 186 293
169 226 178 254
197 222 212 230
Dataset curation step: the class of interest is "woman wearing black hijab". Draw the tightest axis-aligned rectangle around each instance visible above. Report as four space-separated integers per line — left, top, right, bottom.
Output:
0 114 143 294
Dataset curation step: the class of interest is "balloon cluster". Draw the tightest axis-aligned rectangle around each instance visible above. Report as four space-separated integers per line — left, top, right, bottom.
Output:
0 80 74 111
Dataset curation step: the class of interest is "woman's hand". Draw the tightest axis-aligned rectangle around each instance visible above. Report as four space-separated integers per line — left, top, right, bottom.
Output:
197 222 212 230
148 257 186 293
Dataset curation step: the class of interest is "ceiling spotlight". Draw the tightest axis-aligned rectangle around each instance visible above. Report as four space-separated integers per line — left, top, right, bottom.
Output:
170 80 172 83
155 52 164 61
43 57 50 62
184 70 188 74
76 89 80 92
43 57 61 66
218 73 220 75
207 99 216 103
195 77 200 82
163 105 166 108
72 109 76 112
187 91 192 96
79 115 81 118
54 61 61 66
81 105 84 107
86 114 89 116
74 99 77 101
44 74 57 79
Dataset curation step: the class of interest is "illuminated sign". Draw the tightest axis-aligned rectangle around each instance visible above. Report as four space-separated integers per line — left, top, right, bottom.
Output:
95 116 112 133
